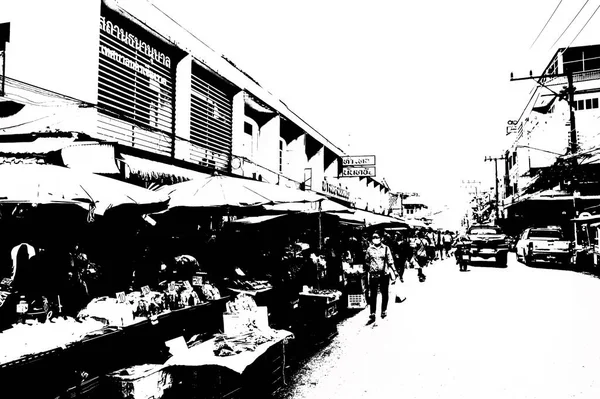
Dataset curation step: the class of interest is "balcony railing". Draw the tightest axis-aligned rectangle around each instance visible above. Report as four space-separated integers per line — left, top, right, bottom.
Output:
542 69 600 86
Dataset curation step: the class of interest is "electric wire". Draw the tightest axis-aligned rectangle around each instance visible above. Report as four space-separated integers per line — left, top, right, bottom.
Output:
564 2 600 52
549 0 591 50
530 0 564 49
145 0 215 52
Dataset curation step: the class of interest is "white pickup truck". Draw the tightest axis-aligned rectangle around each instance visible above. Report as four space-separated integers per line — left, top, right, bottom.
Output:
516 226 573 265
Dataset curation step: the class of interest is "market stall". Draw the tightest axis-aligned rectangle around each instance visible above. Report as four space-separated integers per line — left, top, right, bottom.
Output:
99 293 293 399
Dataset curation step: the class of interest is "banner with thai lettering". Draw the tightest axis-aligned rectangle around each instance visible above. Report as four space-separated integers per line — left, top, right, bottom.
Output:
98 2 180 156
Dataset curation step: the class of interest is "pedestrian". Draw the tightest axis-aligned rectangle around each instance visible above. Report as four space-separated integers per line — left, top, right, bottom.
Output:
365 231 397 323
425 229 436 264
453 235 469 272
443 230 453 258
413 231 429 282
391 232 410 283
436 230 444 260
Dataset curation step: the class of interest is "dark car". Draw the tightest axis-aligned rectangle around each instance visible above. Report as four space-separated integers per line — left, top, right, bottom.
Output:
464 225 509 267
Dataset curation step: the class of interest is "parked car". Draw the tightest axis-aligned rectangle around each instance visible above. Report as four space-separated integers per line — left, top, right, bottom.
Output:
464 225 509 267
515 226 573 266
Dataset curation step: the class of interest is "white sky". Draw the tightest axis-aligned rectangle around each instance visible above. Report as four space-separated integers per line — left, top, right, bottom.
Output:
152 0 600 209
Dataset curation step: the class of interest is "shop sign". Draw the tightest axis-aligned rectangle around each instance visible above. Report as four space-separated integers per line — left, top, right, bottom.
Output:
341 155 376 167
321 180 350 200
192 275 204 286
99 16 171 69
141 285 151 296
98 4 177 157
340 166 376 177
116 291 126 303
506 120 518 135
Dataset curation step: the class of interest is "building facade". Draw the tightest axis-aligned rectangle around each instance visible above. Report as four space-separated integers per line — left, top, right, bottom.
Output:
500 45 600 234
1 0 393 213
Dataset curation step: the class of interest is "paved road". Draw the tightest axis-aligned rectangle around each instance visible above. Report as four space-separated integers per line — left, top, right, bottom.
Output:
276 254 600 399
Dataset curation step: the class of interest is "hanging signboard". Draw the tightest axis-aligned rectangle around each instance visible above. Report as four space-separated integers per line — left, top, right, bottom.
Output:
341 155 376 167
340 166 376 177
340 155 376 177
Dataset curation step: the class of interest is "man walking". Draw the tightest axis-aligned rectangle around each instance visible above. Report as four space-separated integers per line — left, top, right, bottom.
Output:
365 232 397 323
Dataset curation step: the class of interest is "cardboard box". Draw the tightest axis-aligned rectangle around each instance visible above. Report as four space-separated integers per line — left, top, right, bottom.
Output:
105 364 172 399
223 313 250 335
252 306 269 329
223 306 270 335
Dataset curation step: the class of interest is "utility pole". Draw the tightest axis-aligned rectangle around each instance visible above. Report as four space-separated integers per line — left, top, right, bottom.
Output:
484 155 506 221
461 180 481 225
510 70 578 161
0 23 10 97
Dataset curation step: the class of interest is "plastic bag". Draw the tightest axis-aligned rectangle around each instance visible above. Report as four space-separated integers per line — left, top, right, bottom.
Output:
391 278 406 303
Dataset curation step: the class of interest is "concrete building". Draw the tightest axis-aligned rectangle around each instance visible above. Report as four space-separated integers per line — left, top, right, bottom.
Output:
500 45 600 234
0 0 392 212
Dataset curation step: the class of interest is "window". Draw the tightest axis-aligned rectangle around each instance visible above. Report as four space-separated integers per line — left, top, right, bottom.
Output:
468 226 502 235
244 122 253 135
574 98 599 110
527 229 563 239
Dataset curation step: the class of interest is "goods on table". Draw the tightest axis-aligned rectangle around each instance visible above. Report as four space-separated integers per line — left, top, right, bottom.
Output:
213 327 277 357
78 296 138 326
0 317 105 365
78 282 206 327
307 288 341 298
223 294 270 335
160 281 202 310
343 262 364 275
198 283 221 301
229 279 272 291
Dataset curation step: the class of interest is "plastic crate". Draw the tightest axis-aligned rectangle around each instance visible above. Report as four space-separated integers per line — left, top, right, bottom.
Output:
347 294 367 309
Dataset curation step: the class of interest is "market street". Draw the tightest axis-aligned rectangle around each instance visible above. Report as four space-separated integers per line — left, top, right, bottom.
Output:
276 255 600 399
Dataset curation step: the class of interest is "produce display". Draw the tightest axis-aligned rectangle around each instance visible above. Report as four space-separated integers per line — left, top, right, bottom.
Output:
0 317 105 365
229 279 272 291
224 294 258 315
213 327 277 357
78 281 210 327
198 283 221 301
343 262 364 275
78 296 138 327
307 288 341 298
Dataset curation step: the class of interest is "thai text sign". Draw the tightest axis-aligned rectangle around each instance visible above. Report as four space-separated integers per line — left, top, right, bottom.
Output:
340 167 376 177
321 180 350 200
341 155 376 167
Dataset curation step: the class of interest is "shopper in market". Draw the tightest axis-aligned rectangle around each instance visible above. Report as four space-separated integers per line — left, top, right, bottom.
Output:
443 230 454 258
365 231 397 323
413 230 429 282
391 232 411 283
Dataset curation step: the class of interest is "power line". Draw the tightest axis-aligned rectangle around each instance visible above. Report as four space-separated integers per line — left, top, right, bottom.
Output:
145 0 215 53
549 0 591 50
530 0 564 49
565 2 600 51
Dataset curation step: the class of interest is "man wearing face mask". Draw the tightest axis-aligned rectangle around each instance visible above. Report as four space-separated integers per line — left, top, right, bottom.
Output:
365 232 397 323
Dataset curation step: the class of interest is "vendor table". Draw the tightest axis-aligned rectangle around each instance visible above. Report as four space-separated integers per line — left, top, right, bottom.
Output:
164 330 293 399
295 292 340 347
0 297 229 399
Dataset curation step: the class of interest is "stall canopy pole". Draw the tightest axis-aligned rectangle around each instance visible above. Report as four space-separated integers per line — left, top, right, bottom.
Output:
318 201 323 251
